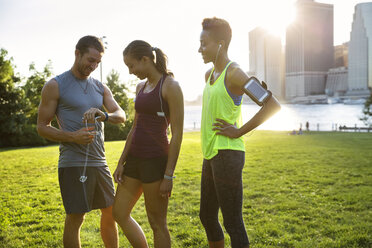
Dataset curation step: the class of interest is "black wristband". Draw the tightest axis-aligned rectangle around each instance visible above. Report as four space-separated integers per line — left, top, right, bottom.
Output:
104 112 109 122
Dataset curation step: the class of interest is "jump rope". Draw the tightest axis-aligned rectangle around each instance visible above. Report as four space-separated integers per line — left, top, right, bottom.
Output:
80 116 101 183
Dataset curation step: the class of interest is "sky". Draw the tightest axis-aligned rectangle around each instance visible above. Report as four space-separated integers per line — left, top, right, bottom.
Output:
0 0 368 101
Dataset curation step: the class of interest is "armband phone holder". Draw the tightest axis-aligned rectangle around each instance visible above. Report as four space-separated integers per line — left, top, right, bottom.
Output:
243 76 271 106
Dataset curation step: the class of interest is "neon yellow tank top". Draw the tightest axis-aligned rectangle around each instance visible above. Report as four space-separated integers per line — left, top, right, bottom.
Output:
201 61 245 159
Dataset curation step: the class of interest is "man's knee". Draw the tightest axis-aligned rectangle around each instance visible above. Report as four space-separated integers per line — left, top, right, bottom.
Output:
66 213 85 227
101 206 115 221
101 206 113 217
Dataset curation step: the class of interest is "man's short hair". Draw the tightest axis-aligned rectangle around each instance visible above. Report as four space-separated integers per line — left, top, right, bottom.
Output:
76 35 105 55
202 17 232 48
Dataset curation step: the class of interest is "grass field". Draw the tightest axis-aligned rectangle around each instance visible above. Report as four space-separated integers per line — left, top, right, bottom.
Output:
0 131 371 248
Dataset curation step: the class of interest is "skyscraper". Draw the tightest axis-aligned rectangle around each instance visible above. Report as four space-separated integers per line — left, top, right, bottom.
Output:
334 42 348 68
285 0 334 100
249 27 284 100
347 2 372 96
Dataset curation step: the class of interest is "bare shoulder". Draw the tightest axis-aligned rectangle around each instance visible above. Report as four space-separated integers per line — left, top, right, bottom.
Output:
42 78 59 98
227 62 246 77
136 81 146 94
226 63 249 87
44 78 58 88
163 76 181 90
204 68 213 83
163 76 183 101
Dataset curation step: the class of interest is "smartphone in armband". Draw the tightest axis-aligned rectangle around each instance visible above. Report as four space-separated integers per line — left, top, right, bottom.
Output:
243 77 271 106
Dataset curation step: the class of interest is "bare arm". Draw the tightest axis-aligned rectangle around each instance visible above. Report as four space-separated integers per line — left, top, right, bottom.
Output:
83 84 126 124
164 78 184 177
234 96 281 136
37 79 95 144
159 78 184 197
213 65 281 138
113 113 138 184
113 82 144 184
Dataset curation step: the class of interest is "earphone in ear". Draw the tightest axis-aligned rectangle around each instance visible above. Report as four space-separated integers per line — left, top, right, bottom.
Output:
214 43 223 65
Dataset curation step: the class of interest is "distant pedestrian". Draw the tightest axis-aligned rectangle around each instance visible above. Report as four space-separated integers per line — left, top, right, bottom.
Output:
306 121 309 131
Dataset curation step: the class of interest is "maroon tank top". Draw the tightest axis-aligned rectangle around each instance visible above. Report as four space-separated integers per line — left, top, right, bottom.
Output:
129 75 170 158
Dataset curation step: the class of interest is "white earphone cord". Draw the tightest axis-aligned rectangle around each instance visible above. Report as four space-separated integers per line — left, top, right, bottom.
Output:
214 44 221 66
159 76 169 128
80 116 100 183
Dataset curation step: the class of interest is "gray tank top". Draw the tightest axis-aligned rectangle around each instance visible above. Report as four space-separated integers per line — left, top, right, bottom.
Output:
55 70 106 168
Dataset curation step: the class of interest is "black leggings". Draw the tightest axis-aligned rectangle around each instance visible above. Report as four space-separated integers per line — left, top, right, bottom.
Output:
199 150 249 248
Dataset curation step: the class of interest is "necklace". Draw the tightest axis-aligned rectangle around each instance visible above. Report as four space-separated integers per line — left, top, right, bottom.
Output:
144 80 157 93
77 80 89 94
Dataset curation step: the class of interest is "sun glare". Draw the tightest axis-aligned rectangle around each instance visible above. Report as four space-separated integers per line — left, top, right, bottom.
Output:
257 1 296 41
242 105 299 131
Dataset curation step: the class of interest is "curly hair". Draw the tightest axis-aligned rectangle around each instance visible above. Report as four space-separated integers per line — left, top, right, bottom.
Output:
202 17 232 48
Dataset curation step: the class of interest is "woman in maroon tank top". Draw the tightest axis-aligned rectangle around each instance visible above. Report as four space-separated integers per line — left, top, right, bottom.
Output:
112 40 184 248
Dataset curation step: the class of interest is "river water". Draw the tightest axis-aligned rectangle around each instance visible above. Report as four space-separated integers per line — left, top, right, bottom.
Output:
184 104 366 131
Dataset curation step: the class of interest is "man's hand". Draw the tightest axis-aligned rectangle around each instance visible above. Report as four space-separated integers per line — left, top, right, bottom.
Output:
212 118 241 138
83 108 105 122
72 127 96 144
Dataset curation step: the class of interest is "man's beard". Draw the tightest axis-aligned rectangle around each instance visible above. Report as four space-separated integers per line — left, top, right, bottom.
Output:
77 61 92 77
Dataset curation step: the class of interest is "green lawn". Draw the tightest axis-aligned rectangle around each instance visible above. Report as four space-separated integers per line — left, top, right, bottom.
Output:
0 131 371 247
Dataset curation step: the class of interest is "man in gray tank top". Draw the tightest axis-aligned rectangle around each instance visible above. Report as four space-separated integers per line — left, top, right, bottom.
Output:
37 35 125 248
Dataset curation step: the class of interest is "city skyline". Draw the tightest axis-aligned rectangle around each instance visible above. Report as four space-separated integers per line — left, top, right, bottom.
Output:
348 2 372 95
249 27 285 100
249 0 372 103
285 0 334 100
0 0 368 101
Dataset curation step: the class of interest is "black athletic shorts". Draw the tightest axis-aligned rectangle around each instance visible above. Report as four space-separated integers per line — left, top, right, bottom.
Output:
58 166 115 214
123 154 167 183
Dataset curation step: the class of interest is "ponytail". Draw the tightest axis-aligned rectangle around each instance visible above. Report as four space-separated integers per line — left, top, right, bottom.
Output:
123 40 174 77
152 47 174 77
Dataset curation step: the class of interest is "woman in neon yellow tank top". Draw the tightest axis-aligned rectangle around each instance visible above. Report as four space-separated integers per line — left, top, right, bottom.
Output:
198 17 281 248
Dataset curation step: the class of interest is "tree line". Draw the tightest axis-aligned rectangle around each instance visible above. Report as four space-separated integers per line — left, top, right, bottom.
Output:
0 48 134 148
1 47 372 147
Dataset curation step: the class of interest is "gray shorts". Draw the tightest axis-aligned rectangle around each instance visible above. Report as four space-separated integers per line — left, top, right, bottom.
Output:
58 166 115 214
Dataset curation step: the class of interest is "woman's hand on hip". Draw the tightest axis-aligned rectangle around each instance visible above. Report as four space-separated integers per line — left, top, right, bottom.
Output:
212 118 241 138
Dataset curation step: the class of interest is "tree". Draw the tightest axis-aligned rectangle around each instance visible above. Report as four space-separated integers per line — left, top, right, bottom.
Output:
360 93 372 127
23 61 53 124
104 69 136 140
0 49 28 147
16 61 55 146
